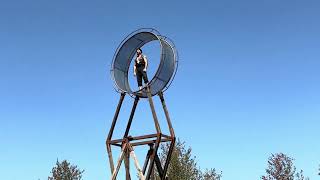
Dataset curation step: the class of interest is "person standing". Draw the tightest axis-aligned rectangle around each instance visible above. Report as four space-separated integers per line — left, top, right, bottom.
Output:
134 48 149 90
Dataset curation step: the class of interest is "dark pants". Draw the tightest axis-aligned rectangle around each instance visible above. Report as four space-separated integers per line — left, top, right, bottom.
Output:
136 67 149 87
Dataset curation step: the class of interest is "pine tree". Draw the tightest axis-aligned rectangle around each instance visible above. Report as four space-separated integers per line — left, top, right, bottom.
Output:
153 139 222 180
261 153 308 180
48 159 84 180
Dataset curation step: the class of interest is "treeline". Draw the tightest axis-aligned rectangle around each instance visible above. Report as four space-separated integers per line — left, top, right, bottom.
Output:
47 139 319 180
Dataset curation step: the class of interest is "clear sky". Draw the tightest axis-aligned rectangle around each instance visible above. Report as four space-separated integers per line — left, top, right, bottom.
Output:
1 0 320 179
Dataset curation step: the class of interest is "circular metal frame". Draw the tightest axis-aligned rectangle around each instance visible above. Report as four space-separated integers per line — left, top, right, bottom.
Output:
111 28 178 98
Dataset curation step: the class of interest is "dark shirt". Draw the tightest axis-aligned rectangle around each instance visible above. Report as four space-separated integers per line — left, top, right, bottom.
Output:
135 55 146 68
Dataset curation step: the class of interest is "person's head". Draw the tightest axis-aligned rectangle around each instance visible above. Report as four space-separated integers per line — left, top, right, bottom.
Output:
136 48 142 55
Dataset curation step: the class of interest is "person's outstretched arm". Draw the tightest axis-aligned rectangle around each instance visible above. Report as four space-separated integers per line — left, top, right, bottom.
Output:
143 55 148 72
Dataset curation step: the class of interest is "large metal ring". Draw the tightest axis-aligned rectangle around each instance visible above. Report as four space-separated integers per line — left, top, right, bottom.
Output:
111 28 178 98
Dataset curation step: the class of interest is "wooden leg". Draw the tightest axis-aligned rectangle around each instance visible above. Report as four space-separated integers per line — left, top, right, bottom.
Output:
129 146 145 180
124 149 131 180
111 143 127 180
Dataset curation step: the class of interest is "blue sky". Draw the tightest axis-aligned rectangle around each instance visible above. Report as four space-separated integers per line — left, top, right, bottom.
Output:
1 0 320 179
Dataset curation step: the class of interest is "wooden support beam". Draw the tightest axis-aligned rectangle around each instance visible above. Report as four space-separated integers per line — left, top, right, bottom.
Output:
124 149 131 180
111 143 127 180
155 154 164 178
107 93 126 174
128 144 146 180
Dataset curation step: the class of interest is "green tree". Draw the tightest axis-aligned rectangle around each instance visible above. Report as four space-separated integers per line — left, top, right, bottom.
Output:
261 153 308 180
48 159 84 180
201 168 222 180
153 139 222 180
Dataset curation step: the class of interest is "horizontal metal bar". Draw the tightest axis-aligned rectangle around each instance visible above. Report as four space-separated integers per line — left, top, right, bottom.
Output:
109 143 122 147
161 134 172 140
110 137 173 147
109 134 159 144
131 138 172 147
